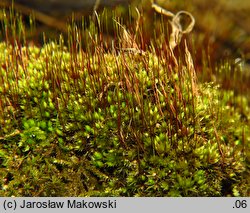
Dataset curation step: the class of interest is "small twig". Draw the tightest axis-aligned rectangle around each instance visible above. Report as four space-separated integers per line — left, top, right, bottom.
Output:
151 2 195 50
152 3 175 17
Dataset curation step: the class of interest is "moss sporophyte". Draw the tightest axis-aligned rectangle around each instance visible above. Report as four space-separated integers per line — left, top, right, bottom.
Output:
0 2 249 196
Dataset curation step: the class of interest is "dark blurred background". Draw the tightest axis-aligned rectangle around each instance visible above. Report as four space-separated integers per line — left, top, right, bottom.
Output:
14 0 131 16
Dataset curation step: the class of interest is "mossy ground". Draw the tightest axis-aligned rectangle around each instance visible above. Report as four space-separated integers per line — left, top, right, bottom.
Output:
0 4 249 196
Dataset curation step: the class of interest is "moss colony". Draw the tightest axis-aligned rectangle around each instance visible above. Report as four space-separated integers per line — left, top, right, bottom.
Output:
0 10 249 196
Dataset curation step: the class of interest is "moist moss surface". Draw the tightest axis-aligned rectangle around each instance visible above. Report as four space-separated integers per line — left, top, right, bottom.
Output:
0 40 249 196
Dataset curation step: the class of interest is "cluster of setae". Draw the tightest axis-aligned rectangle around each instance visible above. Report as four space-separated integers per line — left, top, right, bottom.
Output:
0 6 249 196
